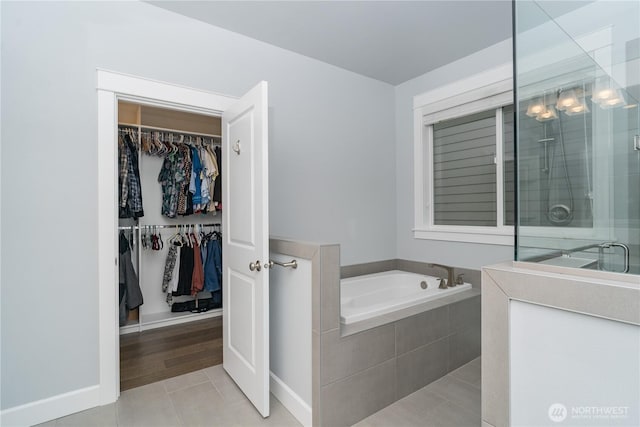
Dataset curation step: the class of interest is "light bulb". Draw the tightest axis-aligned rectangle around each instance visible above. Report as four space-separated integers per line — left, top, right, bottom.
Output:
526 98 545 117
564 102 590 116
556 89 579 110
536 105 557 122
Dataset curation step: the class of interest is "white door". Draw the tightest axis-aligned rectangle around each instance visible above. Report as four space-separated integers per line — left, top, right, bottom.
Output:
222 81 270 417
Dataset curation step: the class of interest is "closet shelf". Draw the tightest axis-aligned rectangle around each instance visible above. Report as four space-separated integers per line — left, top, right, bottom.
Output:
118 122 221 139
119 308 222 335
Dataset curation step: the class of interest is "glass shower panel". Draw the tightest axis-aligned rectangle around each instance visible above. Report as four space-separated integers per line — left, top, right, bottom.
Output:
514 0 639 275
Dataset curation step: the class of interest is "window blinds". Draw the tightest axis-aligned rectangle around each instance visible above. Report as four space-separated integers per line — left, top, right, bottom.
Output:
432 110 497 226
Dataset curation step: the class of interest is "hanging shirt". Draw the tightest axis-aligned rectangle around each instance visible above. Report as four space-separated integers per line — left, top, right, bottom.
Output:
177 146 192 216
191 235 204 295
189 147 203 209
119 134 144 219
162 244 179 293
213 146 222 210
170 245 181 293
174 244 194 296
203 238 222 292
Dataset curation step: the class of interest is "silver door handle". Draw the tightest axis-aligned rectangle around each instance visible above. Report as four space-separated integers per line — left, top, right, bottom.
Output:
233 140 241 155
249 260 261 272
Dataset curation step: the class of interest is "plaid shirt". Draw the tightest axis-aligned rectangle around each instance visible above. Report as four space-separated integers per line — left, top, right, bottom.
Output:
119 134 144 219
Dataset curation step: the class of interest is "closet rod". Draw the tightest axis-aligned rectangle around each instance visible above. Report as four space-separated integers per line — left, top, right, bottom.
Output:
118 122 221 139
118 223 221 231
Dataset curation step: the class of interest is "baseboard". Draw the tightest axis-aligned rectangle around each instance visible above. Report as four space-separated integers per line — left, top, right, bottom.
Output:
270 372 312 427
0 384 100 427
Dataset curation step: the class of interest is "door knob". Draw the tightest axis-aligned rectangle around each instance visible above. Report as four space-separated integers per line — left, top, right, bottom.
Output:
249 260 262 272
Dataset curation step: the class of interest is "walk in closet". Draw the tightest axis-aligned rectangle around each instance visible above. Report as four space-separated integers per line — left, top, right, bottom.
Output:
117 101 224 389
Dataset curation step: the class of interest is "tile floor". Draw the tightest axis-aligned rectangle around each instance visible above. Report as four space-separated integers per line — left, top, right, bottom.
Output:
355 357 481 427
37 358 481 427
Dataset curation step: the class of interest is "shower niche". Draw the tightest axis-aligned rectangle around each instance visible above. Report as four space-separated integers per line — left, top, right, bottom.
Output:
515 0 639 275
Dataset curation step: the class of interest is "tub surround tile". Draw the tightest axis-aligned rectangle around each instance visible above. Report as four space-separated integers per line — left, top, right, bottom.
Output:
312 330 322 427
395 305 449 355
341 259 398 279
269 238 321 261
449 295 481 333
320 245 341 332
487 264 640 325
311 250 322 333
481 270 509 427
396 337 449 399
341 259 482 287
320 359 396 427
449 323 481 372
321 324 395 385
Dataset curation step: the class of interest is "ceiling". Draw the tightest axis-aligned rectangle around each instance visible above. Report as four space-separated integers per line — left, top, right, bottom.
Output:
148 1 513 85
148 1 594 85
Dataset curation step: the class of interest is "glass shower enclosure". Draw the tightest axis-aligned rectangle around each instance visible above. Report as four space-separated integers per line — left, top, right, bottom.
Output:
514 0 640 275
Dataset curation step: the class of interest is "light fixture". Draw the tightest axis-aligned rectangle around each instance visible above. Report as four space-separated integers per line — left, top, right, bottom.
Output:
536 105 558 122
526 98 546 117
564 102 590 116
599 89 626 109
556 89 580 111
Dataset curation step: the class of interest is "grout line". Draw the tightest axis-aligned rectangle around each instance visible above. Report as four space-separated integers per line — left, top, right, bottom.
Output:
447 371 482 390
162 368 212 394
163 379 186 427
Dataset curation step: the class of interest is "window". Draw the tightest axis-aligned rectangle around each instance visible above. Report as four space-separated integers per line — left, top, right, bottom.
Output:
413 66 514 244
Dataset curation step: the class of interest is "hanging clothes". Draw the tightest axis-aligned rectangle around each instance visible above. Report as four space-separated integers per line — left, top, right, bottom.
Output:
118 132 144 219
177 145 192 216
203 237 222 293
191 234 204 295
189 147 203 212
213 145 222 210
119 232 143 326
174 242 194 297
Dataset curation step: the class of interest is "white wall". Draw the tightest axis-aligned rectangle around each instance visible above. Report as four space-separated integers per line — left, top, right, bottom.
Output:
269 253 312 426
394 39 514 269
0 1 396 411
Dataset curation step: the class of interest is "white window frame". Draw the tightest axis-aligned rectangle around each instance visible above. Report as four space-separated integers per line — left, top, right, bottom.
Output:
413 64 514 245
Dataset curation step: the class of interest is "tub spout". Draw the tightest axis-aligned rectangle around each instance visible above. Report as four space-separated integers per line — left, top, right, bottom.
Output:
429 263 455 288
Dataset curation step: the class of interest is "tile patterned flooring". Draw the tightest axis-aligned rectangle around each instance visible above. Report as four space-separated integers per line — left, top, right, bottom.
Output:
355 357 481 427
37 358 480 426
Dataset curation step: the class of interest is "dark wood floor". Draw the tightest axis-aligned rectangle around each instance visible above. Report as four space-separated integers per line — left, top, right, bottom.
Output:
120 316 223 391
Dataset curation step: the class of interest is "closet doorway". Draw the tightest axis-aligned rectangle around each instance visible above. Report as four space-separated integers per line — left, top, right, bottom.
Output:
97 71 271 417
117 101 225 390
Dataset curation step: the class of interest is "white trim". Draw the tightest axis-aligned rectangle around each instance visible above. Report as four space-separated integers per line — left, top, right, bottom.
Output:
495 107 505 228
97 88 119 405
270 372 312 427
413 64 514 244
96 69 239 412
413 63 512 110
413 228 514 245
0 385 100 427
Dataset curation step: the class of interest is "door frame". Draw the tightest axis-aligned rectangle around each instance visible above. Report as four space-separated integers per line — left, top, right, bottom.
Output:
96 69 236 404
